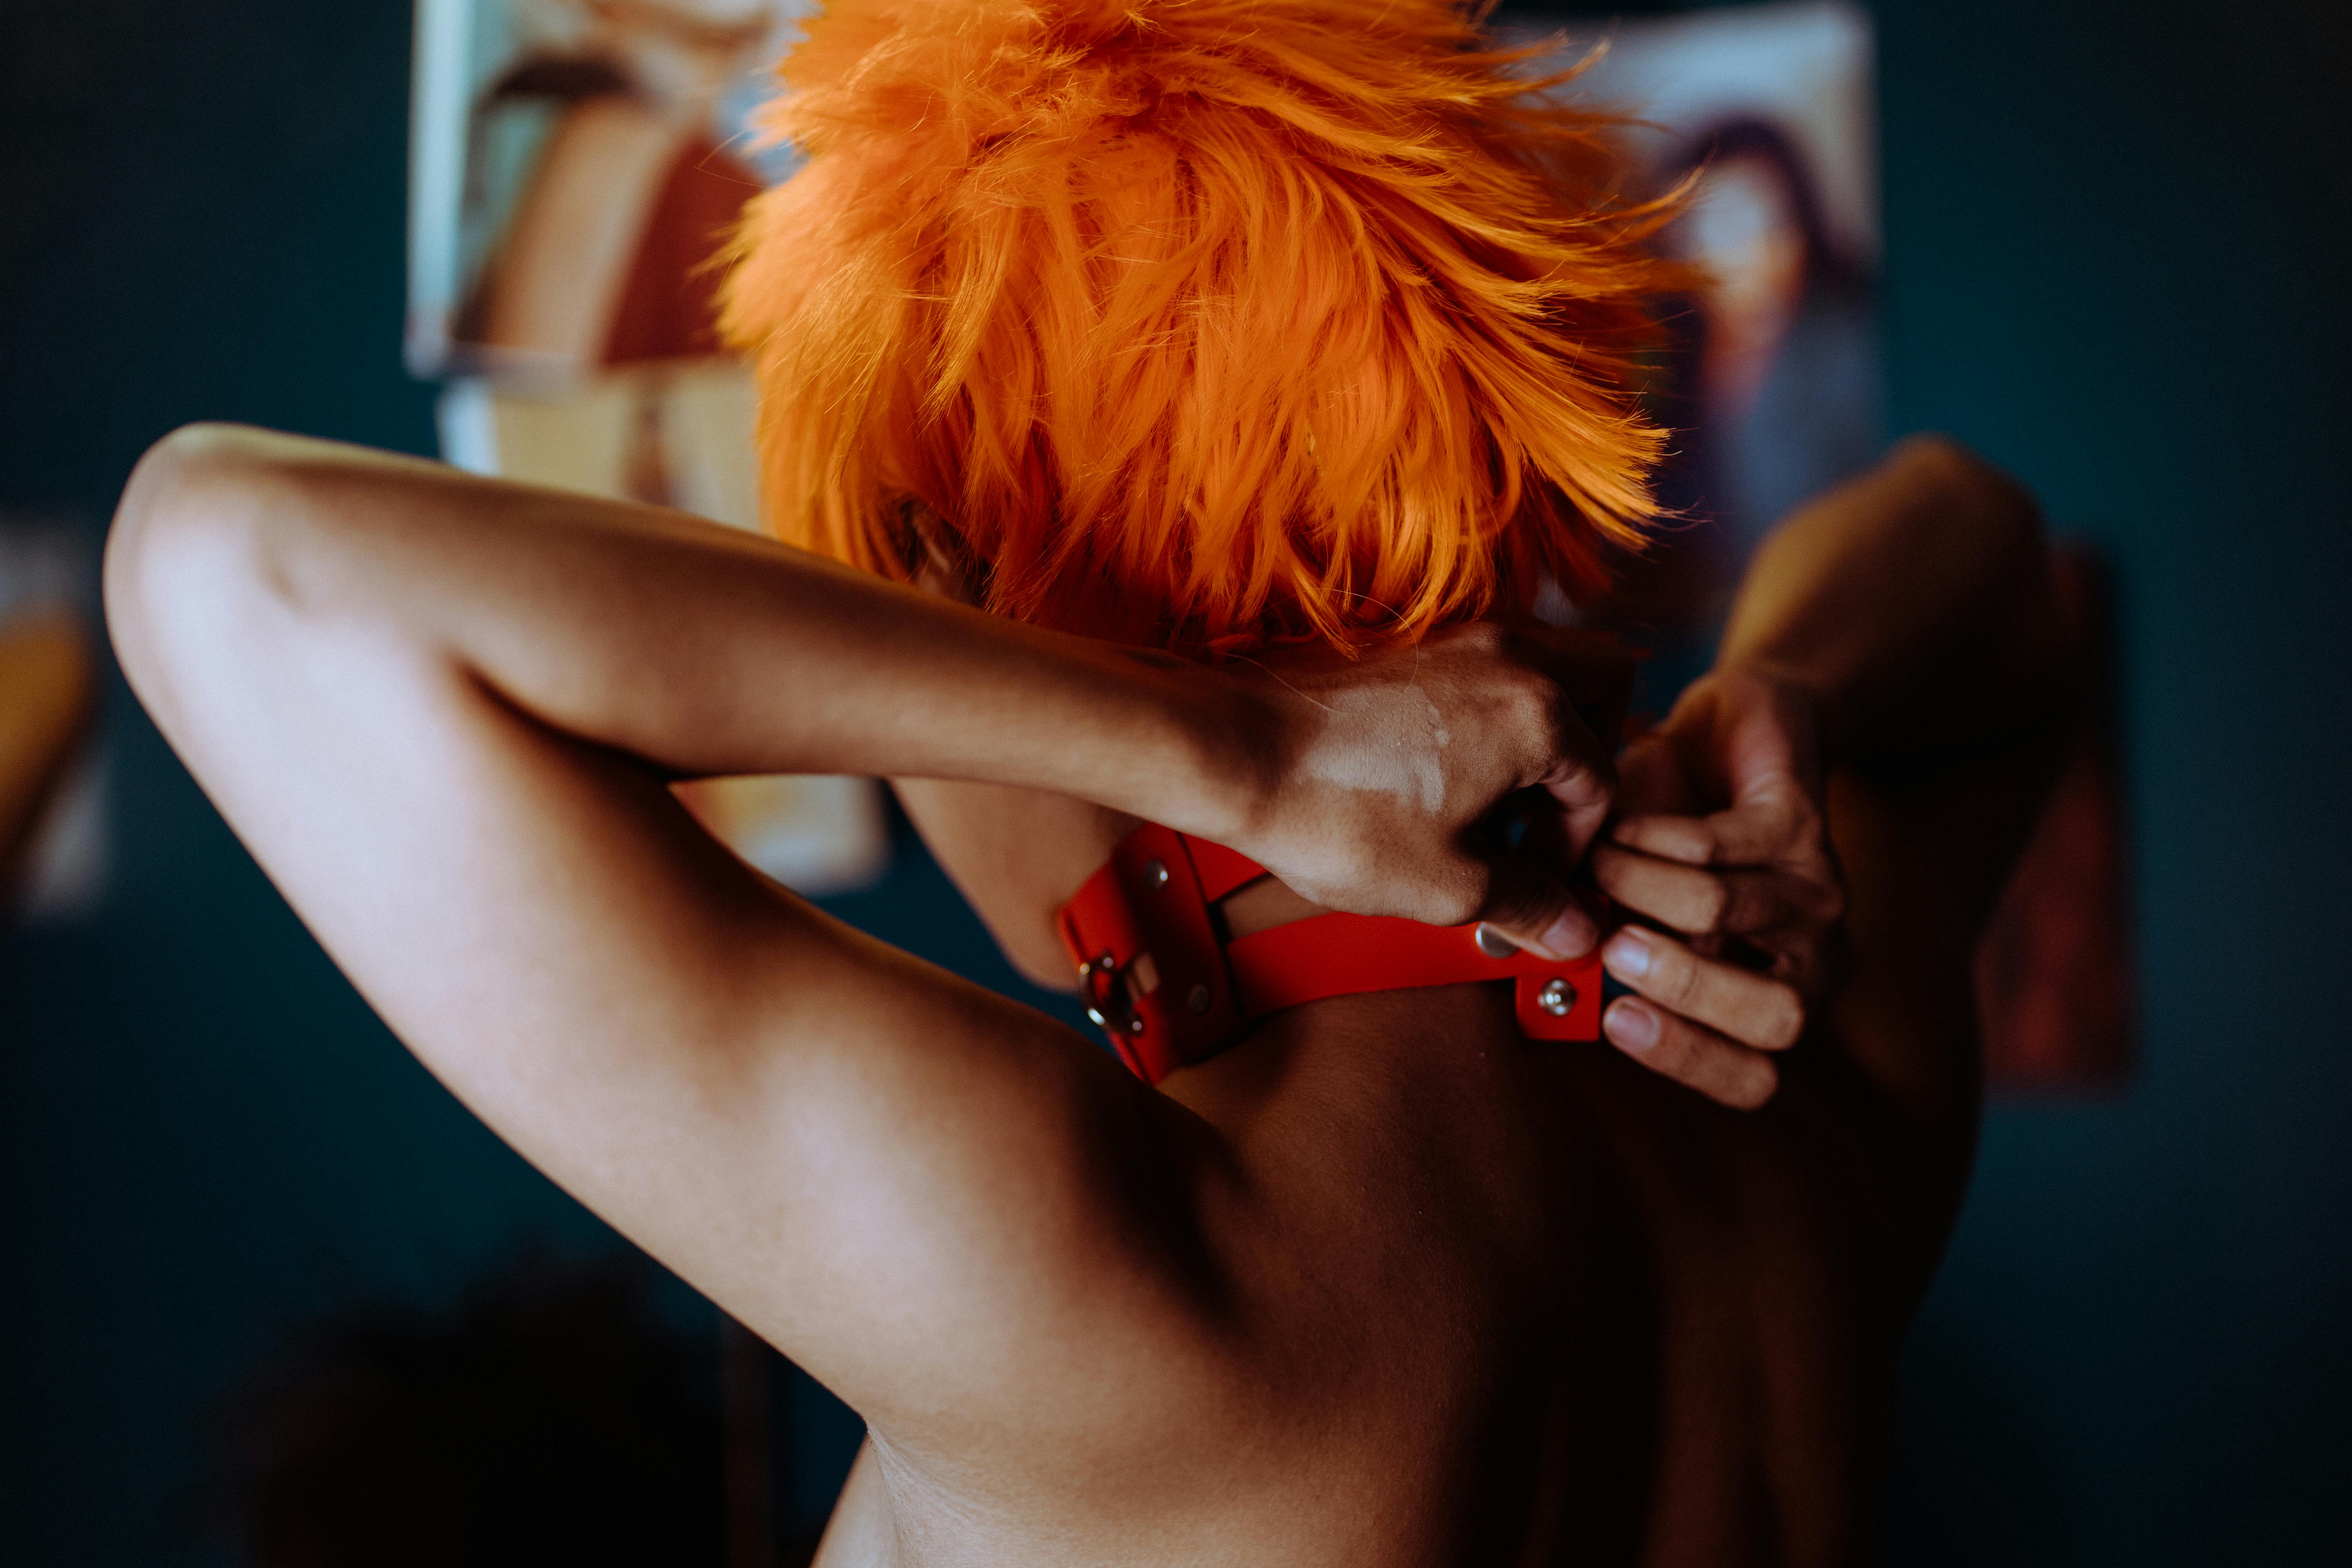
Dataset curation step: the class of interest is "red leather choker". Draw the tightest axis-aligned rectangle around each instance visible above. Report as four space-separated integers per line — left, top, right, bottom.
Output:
1054 823 1611 1084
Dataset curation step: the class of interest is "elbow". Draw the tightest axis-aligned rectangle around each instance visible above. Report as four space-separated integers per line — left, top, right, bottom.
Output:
1891 432 2072 679
103 423 309 704
111 422 290 556
1888 433 2047 560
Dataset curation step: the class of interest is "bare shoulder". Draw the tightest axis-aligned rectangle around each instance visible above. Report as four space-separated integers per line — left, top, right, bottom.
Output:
101 426 1237 1454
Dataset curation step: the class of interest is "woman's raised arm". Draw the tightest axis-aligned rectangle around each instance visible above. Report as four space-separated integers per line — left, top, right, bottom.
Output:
102 423 1619 1441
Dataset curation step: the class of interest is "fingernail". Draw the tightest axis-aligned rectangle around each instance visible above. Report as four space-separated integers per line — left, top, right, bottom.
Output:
1536 904 1597 960
1603 928 1651 979
1605 998 1659 1052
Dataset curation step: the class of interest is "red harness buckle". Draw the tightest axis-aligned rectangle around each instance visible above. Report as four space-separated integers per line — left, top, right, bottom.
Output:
1054 824 1609 1084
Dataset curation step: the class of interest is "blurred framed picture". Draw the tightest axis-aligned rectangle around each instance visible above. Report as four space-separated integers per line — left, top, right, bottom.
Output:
407 0 889 896
408 0 804 384
0 523 104 923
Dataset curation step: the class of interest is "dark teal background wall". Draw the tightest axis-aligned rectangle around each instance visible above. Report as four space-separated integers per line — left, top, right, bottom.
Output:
1 2 2345 1563
1864 3 2351 1561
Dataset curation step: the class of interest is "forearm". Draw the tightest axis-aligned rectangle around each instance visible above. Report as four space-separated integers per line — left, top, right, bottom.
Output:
110 425 1268 838
1716 435 2068 767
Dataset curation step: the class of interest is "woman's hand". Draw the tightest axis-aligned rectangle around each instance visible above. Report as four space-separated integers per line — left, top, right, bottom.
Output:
1218 622 1634 960
1589 667 1849 1109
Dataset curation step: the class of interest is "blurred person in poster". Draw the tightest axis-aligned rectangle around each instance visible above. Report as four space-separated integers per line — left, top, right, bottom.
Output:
1593 116 1882 662
1661 118 1881 570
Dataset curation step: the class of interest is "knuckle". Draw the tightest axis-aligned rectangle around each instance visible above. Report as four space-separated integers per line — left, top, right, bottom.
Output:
1319 837 1386 910
1437 891 1486 929
1513 675 1561 738
1651 938 1700 1006
1692 875 1732 934
1787 792 1824 835
1456 621 1508 658
1432 864 1490 928
1528 686 1570 745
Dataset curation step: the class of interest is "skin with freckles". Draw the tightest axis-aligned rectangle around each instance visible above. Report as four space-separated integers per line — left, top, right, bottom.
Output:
109 428 2065 1566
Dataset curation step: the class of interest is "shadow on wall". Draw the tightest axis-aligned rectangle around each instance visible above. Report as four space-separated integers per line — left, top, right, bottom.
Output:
1873 1314 2079 1568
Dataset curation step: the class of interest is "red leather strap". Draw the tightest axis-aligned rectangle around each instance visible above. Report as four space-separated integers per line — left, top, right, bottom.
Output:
1055 827 1607 1084
1181 835 1269 902
1227 913 1604 1042
1053 824 1245 1083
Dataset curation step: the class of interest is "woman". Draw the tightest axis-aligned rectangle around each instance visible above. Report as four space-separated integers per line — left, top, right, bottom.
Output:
107 0 2067 1560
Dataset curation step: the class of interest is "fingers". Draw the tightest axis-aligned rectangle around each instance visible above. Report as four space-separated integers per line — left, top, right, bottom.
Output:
1477 858 1600 961
1590 842 1838 940
1610 771 1812 866
1600 924 1802 1052
1601 994 1778 1110
1649 666 1821 800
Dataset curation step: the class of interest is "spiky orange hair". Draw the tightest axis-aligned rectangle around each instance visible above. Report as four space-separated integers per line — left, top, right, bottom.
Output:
722 0 1678 653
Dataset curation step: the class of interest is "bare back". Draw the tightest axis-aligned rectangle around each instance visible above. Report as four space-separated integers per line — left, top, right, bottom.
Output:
817 717 2043 1566
811 993 1940 1566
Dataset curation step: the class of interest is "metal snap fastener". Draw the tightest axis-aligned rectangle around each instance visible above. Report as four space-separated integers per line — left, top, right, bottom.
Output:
1081 953 1129 1031
1474 923 1517 958
1145 858 1170 889
1187 983 1212 1016
1536 978 1576 1016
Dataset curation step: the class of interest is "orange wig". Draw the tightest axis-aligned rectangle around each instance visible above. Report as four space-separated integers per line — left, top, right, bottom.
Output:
723 0 1680 653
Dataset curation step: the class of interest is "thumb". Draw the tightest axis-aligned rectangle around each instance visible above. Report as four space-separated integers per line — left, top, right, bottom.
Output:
1537 746 1617 865
1477 858 1599 962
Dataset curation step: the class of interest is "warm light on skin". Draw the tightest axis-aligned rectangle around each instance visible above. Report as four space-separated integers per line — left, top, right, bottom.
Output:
103 407 2063 1567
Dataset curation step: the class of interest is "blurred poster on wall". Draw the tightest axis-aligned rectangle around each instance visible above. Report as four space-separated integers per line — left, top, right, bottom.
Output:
0 523 104 923
1526 0 1885 650
407 0 803 387
1531 0 2131 1092
407 0 888 897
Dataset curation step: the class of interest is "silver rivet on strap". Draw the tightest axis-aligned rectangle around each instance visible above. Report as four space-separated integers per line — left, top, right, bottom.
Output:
1536 978 1576 1016
1473 923 1518 958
